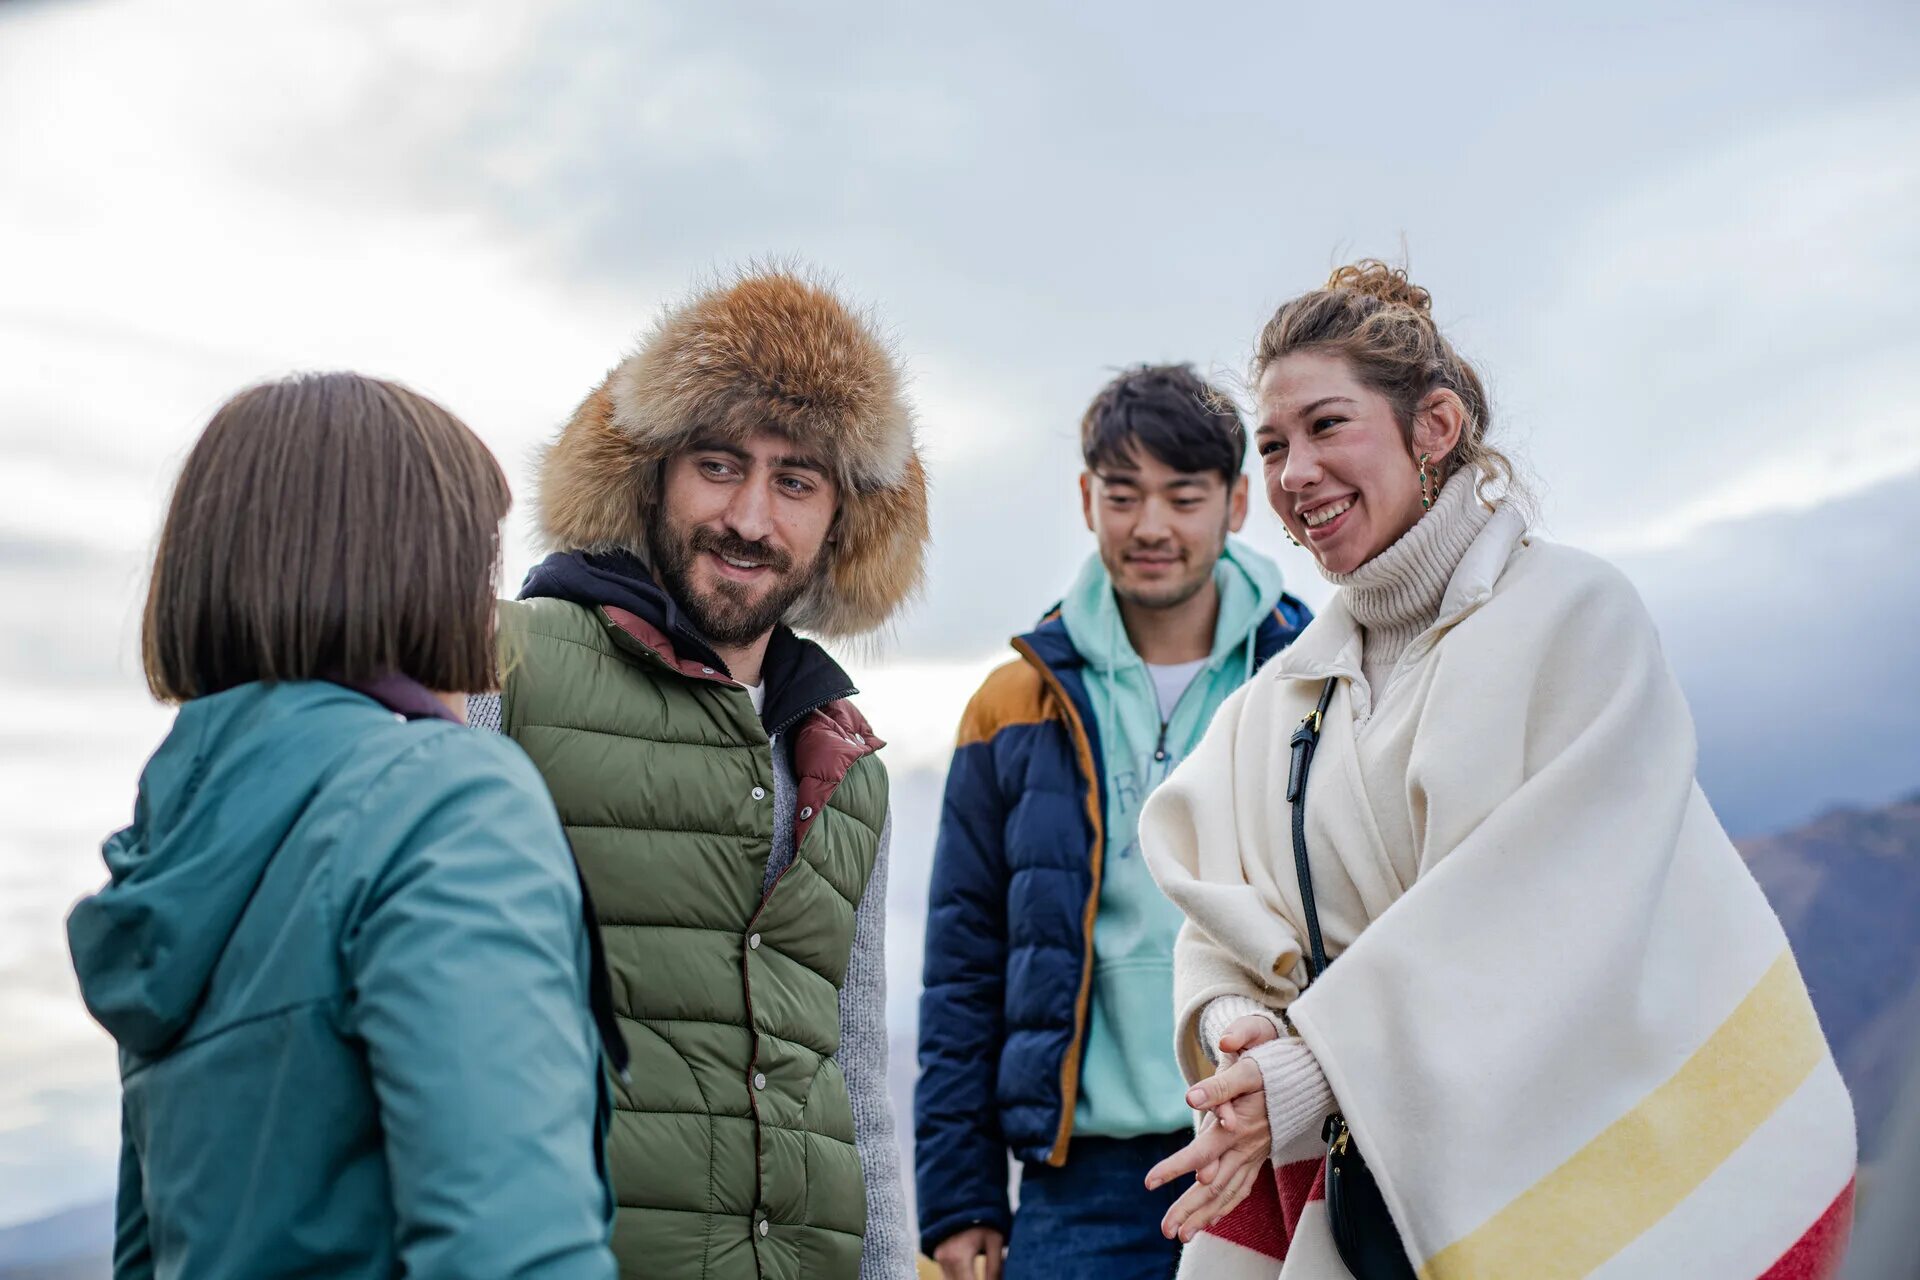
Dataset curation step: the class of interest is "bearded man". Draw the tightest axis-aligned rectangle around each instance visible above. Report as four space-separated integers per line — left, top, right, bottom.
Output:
471 268 926 1280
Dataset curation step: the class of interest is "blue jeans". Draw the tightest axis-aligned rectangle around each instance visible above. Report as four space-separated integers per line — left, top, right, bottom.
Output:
1004 1132 1186 1280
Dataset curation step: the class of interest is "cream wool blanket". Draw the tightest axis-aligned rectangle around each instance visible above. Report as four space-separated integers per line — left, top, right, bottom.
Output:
1140 508 1855 1280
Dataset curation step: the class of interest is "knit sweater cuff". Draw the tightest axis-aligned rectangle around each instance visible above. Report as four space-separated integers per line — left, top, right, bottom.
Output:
1246 1036 1335 1163
1199 995 1284 1064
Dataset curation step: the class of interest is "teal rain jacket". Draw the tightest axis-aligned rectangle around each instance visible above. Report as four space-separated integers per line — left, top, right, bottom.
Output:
67 680 615 1280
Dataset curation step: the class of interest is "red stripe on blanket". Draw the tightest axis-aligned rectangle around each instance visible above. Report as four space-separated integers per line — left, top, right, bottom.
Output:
1757 1178 1853 1280
1204 1158 1325 1261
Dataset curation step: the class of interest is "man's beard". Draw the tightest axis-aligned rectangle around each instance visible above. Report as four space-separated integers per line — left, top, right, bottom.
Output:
648 509 829 648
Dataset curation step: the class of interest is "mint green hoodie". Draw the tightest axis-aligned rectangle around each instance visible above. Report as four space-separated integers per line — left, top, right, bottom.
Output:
1061 539 1286 1138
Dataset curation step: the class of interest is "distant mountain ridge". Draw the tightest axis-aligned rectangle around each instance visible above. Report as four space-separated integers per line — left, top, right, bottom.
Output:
0 1199 108 1277
1616 470 1920 839
1739 789 1920 1160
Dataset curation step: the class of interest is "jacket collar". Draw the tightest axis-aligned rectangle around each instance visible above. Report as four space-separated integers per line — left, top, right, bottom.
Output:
1434 505 1529 629
519 549 859 736
1015 610 1085 673
1015 598 1308 677
1275 504 1530 683
1010 597 1306 799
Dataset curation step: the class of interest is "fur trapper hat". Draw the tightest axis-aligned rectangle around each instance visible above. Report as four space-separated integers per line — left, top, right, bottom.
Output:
537 267 929 638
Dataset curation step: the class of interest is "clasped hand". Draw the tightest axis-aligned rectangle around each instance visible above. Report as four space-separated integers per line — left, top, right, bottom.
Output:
1143 1014 1277 1242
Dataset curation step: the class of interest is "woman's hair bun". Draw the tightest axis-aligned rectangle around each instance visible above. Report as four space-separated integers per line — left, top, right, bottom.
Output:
1324 259 1432 313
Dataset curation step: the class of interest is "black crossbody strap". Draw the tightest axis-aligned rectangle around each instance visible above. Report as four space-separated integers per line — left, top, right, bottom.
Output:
1286 677 1340 983
1288 676 1415 1279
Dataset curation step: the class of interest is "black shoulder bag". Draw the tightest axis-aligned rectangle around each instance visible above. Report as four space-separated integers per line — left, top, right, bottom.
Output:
1286 677 1415 1280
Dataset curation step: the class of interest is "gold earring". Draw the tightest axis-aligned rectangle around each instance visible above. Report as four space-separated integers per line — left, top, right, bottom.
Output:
1417 453 1436 510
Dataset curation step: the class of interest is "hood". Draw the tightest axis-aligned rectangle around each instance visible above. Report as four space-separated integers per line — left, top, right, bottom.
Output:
66 682 384 1057
518 548 859 737
1059 537 1286 678
519 547 720 665
535 266 930 639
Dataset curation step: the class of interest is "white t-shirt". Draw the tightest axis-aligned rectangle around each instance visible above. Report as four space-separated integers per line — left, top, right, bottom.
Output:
746 682 767 715
1146 658 1207 723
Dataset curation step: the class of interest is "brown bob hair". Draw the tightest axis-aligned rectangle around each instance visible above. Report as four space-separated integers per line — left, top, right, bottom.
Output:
142 372 511 702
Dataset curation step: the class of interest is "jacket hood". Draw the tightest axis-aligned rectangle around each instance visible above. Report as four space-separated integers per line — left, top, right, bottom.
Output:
1058 537 1286 677
536 266 930 639
67 682 386 1056
520 547 715 659
519 548 859 736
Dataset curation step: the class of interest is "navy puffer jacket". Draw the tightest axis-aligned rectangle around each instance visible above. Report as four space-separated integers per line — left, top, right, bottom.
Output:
913 601 1309 1253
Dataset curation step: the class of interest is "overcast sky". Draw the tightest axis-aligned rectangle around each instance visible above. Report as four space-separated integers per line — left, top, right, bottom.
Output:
2 0 1916 1232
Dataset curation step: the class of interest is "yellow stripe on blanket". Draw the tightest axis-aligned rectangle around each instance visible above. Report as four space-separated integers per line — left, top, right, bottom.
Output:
1421 949 1824 1280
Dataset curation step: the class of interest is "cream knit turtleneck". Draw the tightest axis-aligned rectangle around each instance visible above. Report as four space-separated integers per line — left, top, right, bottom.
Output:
1323 467 1492 701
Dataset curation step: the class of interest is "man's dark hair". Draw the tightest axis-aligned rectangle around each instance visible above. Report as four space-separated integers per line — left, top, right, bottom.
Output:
1079 363 1245 483
143 371 511 701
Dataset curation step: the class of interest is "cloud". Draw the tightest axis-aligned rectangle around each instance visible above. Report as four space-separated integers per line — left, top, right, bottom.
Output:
0 0 664 587
0 703 167 1227
1505 91 1920 552
1614 466 1920 836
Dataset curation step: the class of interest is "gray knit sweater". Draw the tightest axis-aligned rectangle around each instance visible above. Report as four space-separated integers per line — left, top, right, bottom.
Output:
468 693 914 1279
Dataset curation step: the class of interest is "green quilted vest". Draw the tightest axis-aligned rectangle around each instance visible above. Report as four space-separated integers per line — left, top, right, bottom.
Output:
496 598 886 1280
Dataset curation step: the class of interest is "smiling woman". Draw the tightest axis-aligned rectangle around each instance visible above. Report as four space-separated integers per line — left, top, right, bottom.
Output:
1138 264 1857 1280
1252 261 1519 577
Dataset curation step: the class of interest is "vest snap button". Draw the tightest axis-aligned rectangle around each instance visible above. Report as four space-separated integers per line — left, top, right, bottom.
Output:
701 666 715 675
799 806 813 820
853 733 866 745
757 1218 769 1237
748 932 761 950
753 1072 767 1090
751 786 766 801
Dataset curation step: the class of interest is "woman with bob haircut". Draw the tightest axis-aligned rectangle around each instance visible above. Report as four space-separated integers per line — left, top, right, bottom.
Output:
1137 264 1857 1279
67 372 618 1279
